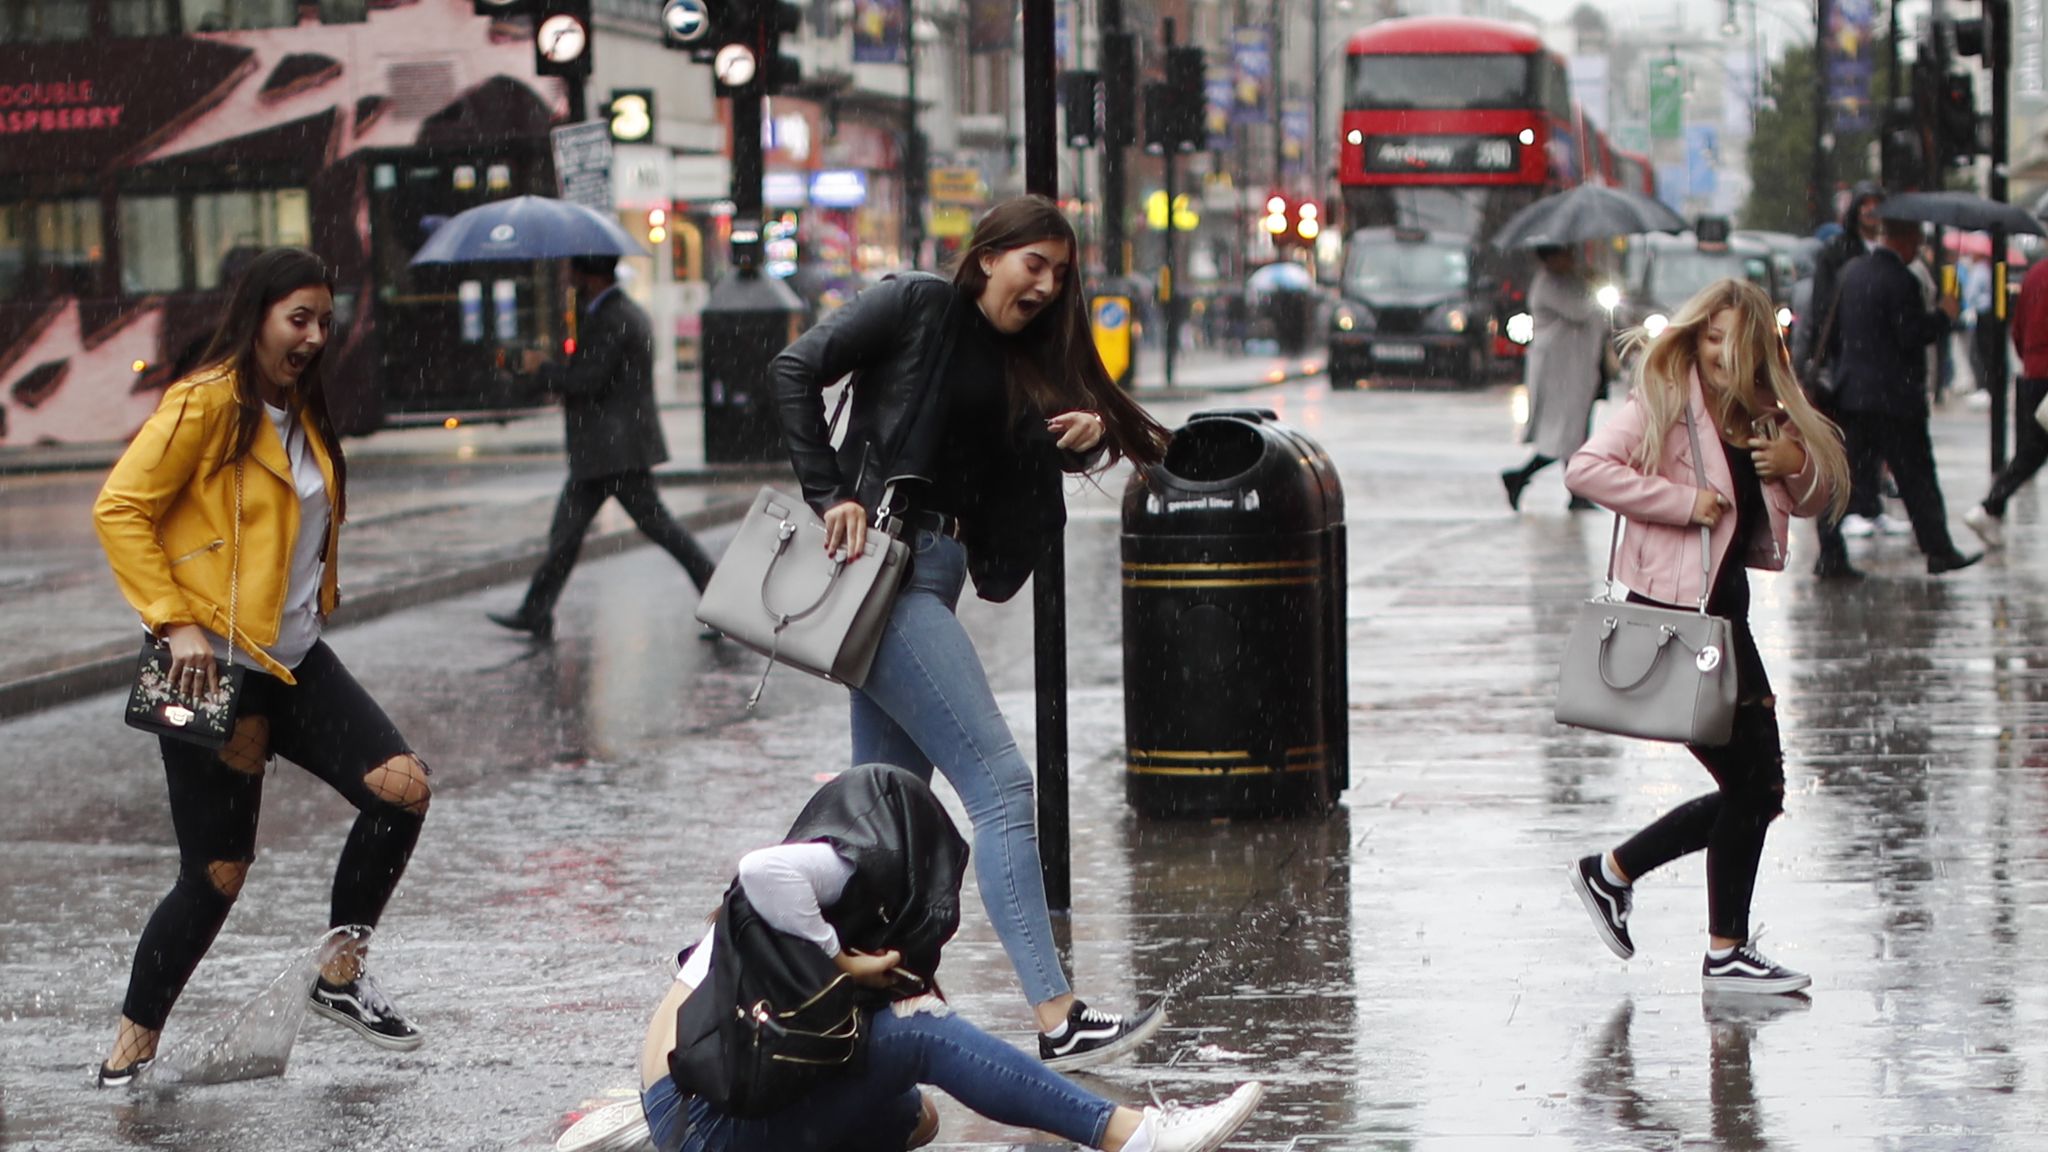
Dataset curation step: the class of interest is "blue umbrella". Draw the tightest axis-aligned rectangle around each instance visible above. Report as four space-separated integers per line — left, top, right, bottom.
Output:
1247 261 1313 294
409 195 646 265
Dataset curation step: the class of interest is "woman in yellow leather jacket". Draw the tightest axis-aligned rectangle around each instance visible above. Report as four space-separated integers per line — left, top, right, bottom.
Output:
92 248 433 1085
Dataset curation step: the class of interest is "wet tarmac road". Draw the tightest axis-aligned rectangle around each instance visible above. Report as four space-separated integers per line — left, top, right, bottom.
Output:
7 382 2048 1149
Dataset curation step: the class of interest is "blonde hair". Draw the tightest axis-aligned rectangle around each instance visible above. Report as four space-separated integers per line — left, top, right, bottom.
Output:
1615 278 1850 522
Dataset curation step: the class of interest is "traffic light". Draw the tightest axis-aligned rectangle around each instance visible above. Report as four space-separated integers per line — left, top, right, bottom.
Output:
1291 199 1321 245
699 0 800 96
1263 194 1289 240
1062 70 1100 148
1938 72 1980 163
1165 46 1204 153
533 0 593 78
1101 32 1137 148
762 0 801 94
646 207 669 246
1881 99 1926 189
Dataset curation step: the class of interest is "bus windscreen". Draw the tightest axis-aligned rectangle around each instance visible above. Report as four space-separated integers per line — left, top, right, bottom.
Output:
1346 55 1533 111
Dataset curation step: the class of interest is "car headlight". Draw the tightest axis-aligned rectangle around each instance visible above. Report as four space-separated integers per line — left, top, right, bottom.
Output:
1333 304 1372 333
1505 311 1534 345
1775 306 1793 330
1443 307 1467 333
1595 284 1621 311
1643 313 1669 338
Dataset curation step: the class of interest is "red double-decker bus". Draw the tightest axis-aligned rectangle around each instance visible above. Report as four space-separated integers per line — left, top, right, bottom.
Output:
1336 17 1582 366
1338 17 1579 236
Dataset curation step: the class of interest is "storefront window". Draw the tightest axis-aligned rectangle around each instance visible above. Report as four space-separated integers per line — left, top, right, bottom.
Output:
177 0 294 32
110 0 178 36
193 187 309 288
0 0 91 42
0 199 103 300
119 196 182 293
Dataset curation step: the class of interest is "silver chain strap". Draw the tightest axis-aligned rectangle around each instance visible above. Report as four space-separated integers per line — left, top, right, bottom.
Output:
226 461 241 670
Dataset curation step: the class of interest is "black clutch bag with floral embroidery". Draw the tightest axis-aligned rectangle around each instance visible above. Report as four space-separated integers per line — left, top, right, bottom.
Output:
125 637 247 750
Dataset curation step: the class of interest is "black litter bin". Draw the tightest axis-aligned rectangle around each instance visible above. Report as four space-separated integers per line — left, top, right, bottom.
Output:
1122 409 1348 818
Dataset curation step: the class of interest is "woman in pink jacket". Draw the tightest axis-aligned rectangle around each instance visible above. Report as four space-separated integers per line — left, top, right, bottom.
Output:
1563 279 1848 996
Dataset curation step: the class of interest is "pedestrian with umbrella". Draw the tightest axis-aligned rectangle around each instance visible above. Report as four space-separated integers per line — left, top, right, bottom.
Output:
408 196 716 641
1491 186 1683 512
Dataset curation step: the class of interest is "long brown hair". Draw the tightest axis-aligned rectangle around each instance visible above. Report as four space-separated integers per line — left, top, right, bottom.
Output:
949 196 1169 469
1617 277 1849 521
193 247 348 521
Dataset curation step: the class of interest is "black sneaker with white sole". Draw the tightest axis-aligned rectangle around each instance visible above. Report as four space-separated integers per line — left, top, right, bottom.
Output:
309 972 424 1051
1701 938 1810 996
1038 1000 1166 1071
1568 855 1635 960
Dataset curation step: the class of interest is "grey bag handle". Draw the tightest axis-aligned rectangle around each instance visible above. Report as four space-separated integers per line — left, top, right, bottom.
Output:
1600 397 1714 614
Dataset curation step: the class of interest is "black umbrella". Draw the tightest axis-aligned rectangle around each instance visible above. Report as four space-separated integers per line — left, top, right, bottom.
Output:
1488 184 1688 249
1877 191 2046 236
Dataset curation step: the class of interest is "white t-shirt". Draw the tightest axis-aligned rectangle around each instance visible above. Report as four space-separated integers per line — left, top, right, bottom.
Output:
207 404 329 671
677 841 854 990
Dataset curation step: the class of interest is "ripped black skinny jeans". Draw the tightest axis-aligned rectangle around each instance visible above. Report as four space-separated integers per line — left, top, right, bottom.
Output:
1610 610 1785 942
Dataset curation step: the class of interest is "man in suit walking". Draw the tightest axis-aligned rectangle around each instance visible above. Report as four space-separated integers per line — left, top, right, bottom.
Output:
489 255 718 639
1828 217 1980 575
1799 183 1886 578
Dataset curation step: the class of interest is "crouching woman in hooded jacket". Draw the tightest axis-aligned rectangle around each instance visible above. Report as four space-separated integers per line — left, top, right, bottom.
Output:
636 765 1263 1152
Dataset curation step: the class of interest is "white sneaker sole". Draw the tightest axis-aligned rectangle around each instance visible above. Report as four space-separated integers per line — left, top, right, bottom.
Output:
556 1098 651 1152
1701 971 1811 996
1040 1002 1168 1071
308 996 426 1052
1567 862 1634 961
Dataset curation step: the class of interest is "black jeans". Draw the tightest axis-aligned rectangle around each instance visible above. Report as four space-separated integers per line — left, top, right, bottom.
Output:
1835 409 1963 557
1983 376 2048 516
1612 698 1786 942
519 469 716 618
126 641 422 1029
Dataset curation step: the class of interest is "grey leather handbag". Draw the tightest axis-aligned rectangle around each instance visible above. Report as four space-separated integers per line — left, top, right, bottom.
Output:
696 486 909 708
1554 405 1738 747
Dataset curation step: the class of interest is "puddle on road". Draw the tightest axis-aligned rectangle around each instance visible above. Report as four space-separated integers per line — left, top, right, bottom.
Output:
143 927 357 1087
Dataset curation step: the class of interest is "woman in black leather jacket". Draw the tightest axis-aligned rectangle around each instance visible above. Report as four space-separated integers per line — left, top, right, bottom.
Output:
769 196 1169 1067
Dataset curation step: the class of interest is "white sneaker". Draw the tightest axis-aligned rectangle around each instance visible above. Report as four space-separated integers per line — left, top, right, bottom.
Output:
1876 513 1913 537
1965 505 2005 549
1142 1082 1264 1152
1840 514 1876 538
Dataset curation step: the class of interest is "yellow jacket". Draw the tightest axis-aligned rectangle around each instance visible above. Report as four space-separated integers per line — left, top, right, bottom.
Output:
94 367 342 683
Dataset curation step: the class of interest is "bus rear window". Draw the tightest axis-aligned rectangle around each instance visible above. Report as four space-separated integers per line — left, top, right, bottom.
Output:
1346 54 1534 111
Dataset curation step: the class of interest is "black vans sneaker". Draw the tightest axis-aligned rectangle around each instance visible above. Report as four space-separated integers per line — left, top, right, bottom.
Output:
95 1056 152 1088
1568 855 1635 960
309 972 424 1051
1701 937 1810 996
1039 1000 1166 1071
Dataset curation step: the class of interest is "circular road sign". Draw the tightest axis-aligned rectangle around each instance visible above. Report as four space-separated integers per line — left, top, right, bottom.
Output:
662 0 709 43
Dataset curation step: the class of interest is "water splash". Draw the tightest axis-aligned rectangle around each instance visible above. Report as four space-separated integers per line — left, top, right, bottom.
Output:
1156 904 1308 1004
141 926 358 1086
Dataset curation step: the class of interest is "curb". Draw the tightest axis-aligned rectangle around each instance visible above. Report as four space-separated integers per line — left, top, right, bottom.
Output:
0 496 753 722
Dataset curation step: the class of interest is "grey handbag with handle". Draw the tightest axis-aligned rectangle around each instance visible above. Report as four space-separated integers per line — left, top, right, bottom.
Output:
696 486 909 708
1554 404 1738 747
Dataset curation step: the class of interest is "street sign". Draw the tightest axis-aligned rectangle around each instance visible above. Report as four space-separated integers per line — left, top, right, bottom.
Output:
661 0 708 43
1091 294 1132 386
551 121 614 212
928 166 983 204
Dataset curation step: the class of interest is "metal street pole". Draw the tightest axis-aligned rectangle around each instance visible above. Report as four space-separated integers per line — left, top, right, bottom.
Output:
1989 0 2013 471
1270 0 1284 187
904 0 924 268
1810 0 1831 228
1023 0 1071 913
1163 17 1180 393
1101 0 1130 278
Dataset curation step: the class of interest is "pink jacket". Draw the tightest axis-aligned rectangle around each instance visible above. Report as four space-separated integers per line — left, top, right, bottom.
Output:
1565 371 1832 607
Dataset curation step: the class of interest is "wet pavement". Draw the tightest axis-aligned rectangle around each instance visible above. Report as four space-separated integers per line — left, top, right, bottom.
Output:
5 375 2048 1150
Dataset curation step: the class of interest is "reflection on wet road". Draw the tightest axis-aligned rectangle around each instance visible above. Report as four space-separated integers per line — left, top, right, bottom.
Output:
4 383 2048 1149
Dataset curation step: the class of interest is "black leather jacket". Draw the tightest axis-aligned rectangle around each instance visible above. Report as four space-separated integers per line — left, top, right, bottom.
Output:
770 273 1092 603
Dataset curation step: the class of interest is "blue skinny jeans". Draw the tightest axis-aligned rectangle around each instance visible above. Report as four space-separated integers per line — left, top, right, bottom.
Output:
642 1002 1117 1152
848 530 1070 1008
